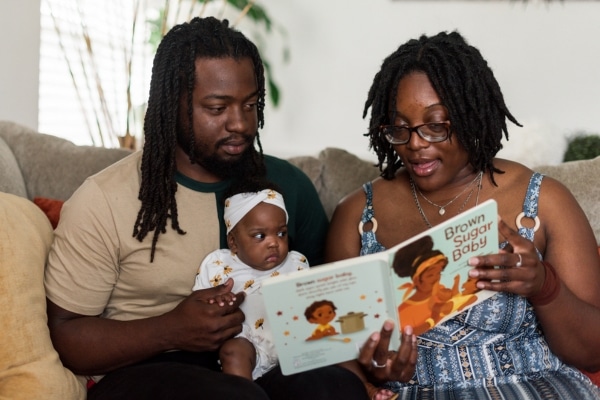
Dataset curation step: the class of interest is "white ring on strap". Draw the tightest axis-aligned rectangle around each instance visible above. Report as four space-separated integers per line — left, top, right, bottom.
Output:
358 218 378 235
515 212 540 232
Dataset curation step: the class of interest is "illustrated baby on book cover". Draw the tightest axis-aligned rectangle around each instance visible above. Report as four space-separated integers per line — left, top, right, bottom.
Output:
262 199 498 375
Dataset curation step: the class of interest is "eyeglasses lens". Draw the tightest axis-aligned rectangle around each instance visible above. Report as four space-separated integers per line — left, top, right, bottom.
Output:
383 122 449 144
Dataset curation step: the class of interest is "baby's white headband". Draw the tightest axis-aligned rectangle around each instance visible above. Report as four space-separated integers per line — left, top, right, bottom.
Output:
224 189 288 234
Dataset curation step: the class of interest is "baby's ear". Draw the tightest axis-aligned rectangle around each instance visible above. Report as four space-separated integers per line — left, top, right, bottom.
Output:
227 232 237 253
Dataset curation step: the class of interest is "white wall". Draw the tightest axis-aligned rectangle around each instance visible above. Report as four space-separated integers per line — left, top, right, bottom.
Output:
255 0 600 166
2 0 599 167
0 0 40 131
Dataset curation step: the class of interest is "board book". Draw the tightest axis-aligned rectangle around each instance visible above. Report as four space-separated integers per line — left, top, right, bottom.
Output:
261 199 499 375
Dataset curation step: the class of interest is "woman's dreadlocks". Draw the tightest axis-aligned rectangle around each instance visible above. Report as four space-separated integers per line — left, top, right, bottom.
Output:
363 31 521 183
133 17 266 262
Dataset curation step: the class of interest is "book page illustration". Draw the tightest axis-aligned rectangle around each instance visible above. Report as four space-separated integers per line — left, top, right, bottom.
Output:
304 299 340 341
262 259 399 375
389 200 497 335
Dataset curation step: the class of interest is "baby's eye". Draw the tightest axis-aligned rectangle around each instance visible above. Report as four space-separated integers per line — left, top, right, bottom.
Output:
277 231 287 238
253 233 266 240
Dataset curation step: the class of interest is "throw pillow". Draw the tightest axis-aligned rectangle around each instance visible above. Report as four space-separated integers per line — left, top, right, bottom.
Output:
0 192 85 399
583 368 600 387
33 197 64 229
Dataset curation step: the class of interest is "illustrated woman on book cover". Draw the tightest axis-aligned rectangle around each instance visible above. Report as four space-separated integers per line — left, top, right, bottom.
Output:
392 235 476 336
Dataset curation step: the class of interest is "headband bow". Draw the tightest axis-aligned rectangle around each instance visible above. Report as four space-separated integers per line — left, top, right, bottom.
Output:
224 189 288 234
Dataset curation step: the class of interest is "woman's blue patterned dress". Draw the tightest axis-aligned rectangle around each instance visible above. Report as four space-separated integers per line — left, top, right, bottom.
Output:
359 173 600 399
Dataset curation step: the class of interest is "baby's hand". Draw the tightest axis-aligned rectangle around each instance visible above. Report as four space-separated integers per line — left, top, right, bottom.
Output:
206 291 237 306
436 287 453 302
371 387 397 400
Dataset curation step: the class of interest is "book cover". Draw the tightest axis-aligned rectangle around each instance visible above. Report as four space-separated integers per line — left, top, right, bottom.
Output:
261 199 498 375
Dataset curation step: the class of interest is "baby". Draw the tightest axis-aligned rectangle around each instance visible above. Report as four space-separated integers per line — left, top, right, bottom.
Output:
192 180 308 380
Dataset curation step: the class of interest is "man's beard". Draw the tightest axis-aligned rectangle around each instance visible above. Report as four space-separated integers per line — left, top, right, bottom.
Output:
178 131 257 180
196 146 256 179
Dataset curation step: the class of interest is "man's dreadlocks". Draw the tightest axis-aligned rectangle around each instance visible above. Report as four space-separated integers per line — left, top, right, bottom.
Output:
363 31 521 183
133 17 267 261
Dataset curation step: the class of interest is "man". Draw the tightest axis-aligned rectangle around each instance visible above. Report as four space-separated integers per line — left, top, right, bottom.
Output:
45 17 368 399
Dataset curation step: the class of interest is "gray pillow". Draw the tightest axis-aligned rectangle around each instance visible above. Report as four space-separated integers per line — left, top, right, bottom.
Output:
0 136 27 198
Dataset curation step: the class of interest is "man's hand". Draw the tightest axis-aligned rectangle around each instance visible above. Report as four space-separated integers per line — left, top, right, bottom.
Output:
164 278 246 352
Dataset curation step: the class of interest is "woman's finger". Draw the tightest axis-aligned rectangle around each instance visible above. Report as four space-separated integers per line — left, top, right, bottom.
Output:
390 326 417 381
373 319 395 363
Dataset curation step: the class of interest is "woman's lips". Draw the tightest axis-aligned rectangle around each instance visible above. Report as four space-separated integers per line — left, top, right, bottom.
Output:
410 159 439 176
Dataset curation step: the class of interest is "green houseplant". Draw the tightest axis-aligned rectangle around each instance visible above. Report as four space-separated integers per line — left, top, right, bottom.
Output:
563 133 600 162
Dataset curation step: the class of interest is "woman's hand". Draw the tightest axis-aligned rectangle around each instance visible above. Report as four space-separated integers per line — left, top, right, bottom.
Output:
358 320 418 384
467 217 546 298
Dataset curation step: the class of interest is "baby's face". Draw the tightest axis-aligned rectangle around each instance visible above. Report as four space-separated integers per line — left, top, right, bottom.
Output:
229 202 289 271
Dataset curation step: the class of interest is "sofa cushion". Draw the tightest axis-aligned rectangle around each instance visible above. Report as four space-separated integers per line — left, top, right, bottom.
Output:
536 156 600 244
0 121 132 201
0 136 27 198
317 148 380 219
288 154 324 187
0 192 85 399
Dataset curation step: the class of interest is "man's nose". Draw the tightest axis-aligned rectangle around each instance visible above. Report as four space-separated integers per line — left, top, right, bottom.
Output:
226 107 250 133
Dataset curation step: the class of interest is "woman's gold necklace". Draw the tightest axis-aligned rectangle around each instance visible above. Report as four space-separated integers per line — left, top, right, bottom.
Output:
410 172 483 228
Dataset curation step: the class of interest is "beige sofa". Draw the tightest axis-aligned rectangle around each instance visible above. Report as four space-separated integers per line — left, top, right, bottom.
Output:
1 120 599 398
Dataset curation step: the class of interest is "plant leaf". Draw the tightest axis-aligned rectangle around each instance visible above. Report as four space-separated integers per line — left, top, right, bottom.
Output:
263 59 280 107
226 0 272 31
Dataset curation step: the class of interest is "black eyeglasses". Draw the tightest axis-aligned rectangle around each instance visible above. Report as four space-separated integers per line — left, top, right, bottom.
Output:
380 121 451 145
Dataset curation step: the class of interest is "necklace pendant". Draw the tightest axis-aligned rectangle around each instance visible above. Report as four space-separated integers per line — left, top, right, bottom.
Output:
439 208 446 216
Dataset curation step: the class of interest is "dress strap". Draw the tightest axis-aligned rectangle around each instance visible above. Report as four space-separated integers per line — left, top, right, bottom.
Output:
516 172 544 242
359 182 387 256
361 181 375 224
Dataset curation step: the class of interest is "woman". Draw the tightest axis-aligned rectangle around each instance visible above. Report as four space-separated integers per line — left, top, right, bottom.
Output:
326 31 600 399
